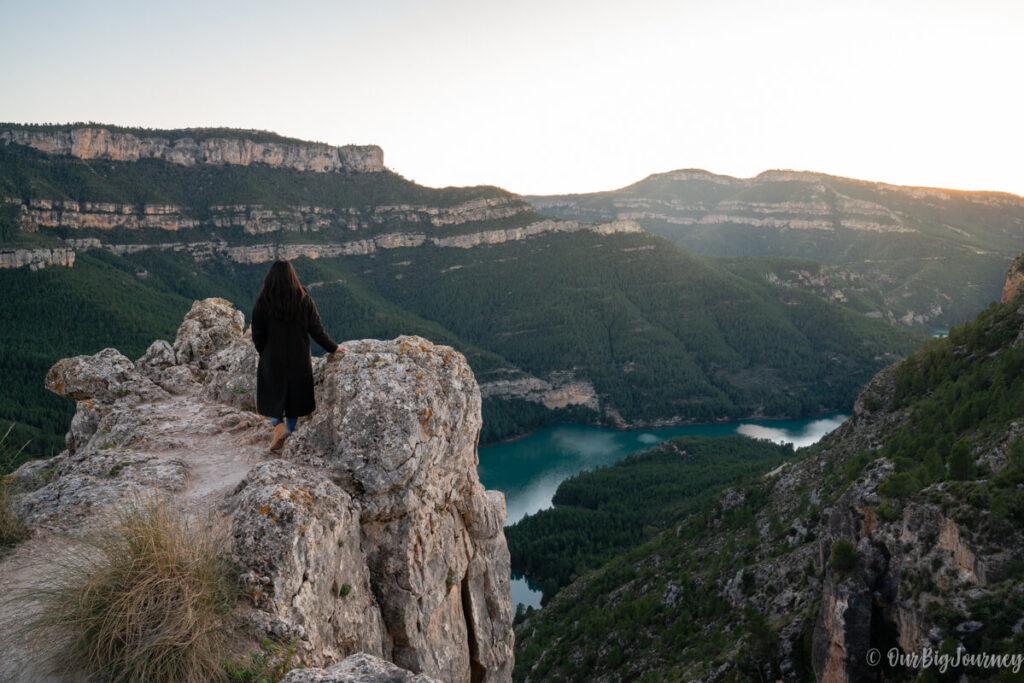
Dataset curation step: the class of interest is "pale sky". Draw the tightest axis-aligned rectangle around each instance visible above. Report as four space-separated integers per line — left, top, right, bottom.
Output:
2 0 1022 196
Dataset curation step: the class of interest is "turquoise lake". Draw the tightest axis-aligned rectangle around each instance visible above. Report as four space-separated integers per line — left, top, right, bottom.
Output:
477 414 847 609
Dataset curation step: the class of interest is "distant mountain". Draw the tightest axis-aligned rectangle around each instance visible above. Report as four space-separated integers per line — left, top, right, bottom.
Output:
513 258 1024 681
1 125 919 461
528 169 1024 329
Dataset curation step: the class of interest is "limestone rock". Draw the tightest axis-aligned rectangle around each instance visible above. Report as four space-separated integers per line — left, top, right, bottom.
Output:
45 348 169 405
478 370 599 411
1 126 383 173
170 297 246 368
0 246 75 270
230 460 387 665
283 334 513 681
5 297 513 682
281 652 442 682
1002 253 1024 303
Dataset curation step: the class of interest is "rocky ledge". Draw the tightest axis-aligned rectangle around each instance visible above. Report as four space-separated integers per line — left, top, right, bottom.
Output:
0 246 75 270
1 126 383 173
2 298 512 682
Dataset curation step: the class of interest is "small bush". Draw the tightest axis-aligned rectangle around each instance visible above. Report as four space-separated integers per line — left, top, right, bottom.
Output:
948 441 975 481
879 472 921 500
0 479 28 547
224 637 300 683
32 496 236 682
829 539 858 575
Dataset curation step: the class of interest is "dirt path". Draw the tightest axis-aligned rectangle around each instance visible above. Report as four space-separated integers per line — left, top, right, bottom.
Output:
0 393 276 682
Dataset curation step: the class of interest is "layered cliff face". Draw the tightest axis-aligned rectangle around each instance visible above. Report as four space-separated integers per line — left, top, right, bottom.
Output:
0 127 643 269
0 126 383 173
0 298 513 682
0 246 74 269
8 196 528 234
46 217 640 265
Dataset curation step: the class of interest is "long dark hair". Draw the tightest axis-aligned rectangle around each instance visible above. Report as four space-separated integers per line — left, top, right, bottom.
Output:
255 260 306 320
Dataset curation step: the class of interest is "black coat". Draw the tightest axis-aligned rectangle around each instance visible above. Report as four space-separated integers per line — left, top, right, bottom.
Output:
251 292 337 419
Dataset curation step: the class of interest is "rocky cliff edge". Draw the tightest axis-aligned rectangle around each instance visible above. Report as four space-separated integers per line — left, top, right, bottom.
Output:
1 298 512 682
0 126 383 173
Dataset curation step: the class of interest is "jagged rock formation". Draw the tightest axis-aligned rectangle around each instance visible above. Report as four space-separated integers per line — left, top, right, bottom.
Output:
2 298 513 682
281 653 442 682
0 126 383 173
1002 253 1024 303
478 371 599 411
0 246 75 269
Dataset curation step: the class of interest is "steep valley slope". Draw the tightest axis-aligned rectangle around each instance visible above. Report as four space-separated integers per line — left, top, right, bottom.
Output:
513 260 1024 682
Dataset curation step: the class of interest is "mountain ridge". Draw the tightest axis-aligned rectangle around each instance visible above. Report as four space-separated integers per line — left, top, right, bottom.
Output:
0 123 383 174
528 167 1024 329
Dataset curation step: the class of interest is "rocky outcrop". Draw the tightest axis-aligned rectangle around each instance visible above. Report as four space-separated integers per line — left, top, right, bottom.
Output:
5 196 530 235
56 218 642 265
281 653 442 682
0 246 75 269
479 371 599 411
1 126 383 173
1002 253 1024 302
3 298 513 682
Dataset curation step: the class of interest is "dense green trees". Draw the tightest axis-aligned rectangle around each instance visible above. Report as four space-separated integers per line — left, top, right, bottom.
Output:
506 435 794 601
877 298 1024 494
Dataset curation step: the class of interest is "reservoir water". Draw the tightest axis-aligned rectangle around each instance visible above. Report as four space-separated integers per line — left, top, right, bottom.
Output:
477 414 847 609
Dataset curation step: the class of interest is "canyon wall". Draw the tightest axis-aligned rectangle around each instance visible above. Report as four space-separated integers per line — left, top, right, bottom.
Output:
1 126 383 173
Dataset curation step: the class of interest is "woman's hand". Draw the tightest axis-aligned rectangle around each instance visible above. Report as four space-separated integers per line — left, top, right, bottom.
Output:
334 345 348 353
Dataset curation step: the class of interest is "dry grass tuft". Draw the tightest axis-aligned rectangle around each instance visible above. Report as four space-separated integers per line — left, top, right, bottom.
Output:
0 424 30 547
0 481 28 547
32 496 237 683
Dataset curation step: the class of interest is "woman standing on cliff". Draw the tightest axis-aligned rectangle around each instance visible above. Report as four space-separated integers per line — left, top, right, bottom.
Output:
252 260 345 451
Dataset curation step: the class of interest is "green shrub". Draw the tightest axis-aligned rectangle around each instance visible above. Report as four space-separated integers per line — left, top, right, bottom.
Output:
829 539 858 575
224 637 301 683
879 472 921 500
31 496 236 682
948 441 975 481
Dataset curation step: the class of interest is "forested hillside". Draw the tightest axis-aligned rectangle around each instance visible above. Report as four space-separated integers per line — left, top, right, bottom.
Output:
514 277 1024 682
506 435 795 603
529 169 1024 329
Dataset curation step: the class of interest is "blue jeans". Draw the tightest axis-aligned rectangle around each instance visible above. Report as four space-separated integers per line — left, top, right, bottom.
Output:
271 416 298 432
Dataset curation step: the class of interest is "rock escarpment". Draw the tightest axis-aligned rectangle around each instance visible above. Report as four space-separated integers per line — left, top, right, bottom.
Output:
0 126 383 173
478 371 599 411
7 196 528 235
0 246 75 269
3 298 513 682
1002 253 1024 303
